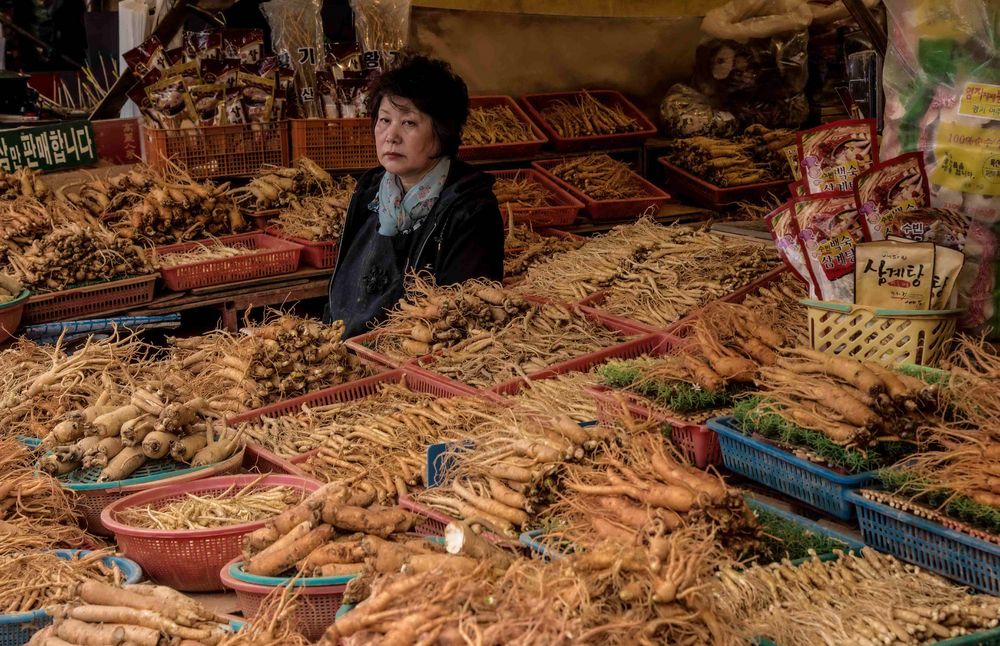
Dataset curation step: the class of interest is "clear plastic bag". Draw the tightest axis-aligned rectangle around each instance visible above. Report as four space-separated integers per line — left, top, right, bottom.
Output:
693 0 813 128
260 0 325 118
349 0 411 72
880 0 1000 334
658 84 738 137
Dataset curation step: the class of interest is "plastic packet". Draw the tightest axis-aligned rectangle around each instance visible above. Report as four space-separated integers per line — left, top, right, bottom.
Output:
886 236 967 310
855 152 931 241
163 60 200 87
190 83 225 126
792 192 864 302
350 0 411 71
765 201 809 281
129 70 162 127
261 0 325 118
658 83 737 138
316 71 339 118
199 59 225 85
218 59 241 91
798 118 879 194
327 42 364 79
855 240 934 309
165 47 184 66
144 75 196 129
223 89 246 125
124 35 170 76
240 71 275 123
336 75 370 118
224 29 265 65
881 206 973 251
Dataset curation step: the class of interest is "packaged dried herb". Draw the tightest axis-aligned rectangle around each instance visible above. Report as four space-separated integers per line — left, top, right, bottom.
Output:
792 192 864 302
855 240 934 310
797 118 878 195
856 153 931 242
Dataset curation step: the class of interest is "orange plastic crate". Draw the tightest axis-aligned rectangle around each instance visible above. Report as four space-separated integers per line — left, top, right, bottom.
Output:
155 233 302 291
23 276 157 325
143 122 288 178
290 118 378 170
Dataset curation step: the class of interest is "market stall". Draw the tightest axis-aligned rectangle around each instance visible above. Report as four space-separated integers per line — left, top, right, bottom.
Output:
0 0 999 644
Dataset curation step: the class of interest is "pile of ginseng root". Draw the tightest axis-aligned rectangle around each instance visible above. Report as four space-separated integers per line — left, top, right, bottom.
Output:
493 176 556 210
540 91 641 137
661 125 795 187
514 220 779 323
368 276 627 388
503 225 585 283
462 104 537 145
549 154 647 200
231 157 335 212
860 337 1000 540
709 548 1000 645
266 176 356 242
173 314 366 413
0 167 49 201
63 164 245 245
29 580 230 646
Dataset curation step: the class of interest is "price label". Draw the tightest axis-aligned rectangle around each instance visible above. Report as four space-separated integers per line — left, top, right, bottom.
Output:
959 82 1000 121
0 121 96 172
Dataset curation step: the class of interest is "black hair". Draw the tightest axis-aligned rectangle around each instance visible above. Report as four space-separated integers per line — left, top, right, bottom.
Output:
367 54 469 157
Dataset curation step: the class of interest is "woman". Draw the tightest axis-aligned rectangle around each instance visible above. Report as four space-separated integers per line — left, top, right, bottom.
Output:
326 55 504 338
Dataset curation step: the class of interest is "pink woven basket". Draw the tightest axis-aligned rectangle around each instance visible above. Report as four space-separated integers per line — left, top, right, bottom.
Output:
101 474 322 591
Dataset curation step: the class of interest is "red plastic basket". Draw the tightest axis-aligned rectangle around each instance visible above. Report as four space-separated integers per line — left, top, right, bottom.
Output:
575 293 663 335
143 122 289 179
490 168 584 227
242 443 309 477
220 557 346 640
460 96 547 161
154 233 302 291
71 448 246 536
532 158 671 221
587 384 722 469
657 157 790 209
101 474 322 591
224 368 488 465
248 209 279 231
290 118 377 170
22 275 157 325
0 290 28 343
345 329 421 369
519 90 657 152
265 227 338 269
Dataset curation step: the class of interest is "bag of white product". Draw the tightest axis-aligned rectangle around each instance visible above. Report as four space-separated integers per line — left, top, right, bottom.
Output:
792 192 865 303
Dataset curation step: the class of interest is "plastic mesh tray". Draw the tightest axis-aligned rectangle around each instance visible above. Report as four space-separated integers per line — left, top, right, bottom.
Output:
489 168 584 227
264 227 338 269
144 121 288 179
220 557 346 641
847 491 1000 596
519 90 657 152
657 157 789 209
102 474 321 592
0 289 27 343
225 368 487 465
155 233 302 291
23 275 157 325
708 416 874 520
532 158 671 221
290 118 377 171
460 95 548 160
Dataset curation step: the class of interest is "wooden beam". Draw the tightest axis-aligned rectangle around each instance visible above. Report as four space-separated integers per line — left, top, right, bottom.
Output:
412 0 726 18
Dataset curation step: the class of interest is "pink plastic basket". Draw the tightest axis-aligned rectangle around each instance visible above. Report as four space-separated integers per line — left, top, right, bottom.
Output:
587 384 722 469
519 90 657 152
220 557 346 641
265 227 339 269
242 443 310 477
532 158 671 221
154 233 302 291
71 448 246 536
657 157 790 209
490 168 584 227
344 329 410 369
460 96 548 160
224 368 490 466
101 474 322 591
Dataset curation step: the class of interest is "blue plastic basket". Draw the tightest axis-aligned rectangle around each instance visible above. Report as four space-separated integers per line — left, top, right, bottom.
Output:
707 416 876 520
519 530 569 560
0 550 143 646
847 491 1000 596
224 561 357 588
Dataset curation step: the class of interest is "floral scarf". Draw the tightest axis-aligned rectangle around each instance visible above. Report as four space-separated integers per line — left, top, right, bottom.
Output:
375 157 452 236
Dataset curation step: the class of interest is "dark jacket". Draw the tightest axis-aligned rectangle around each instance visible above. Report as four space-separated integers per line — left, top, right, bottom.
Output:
326 158 504 338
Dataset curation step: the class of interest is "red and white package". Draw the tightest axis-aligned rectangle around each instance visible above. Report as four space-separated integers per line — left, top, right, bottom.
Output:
855 152 931 241
765 201 809 282
791 192 865 302
797 118 879 195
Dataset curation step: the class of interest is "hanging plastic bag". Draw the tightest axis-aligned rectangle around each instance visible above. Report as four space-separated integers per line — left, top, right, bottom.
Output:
658 84 738 137
349 0 411 72
880 0 1000 335
260 0 325 118
694 0 813 129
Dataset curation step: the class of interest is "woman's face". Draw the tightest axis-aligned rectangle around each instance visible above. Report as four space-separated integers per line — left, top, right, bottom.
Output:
374 95 441 190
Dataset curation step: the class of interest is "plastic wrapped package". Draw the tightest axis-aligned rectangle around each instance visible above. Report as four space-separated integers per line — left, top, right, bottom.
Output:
694 0 813 128
658 84 738 137
881 0 1000 334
